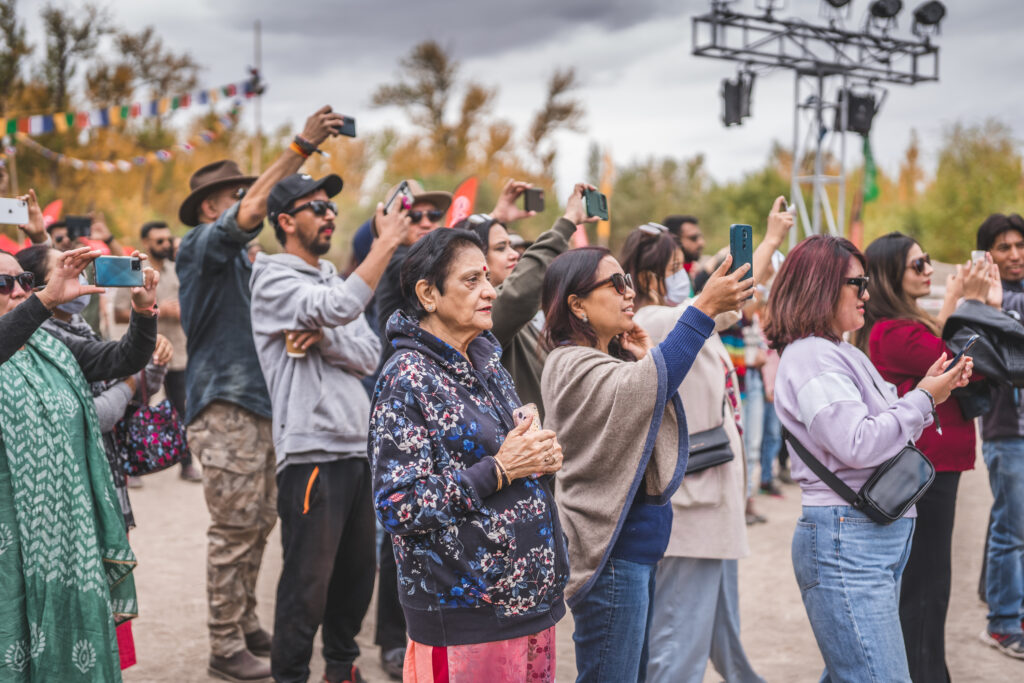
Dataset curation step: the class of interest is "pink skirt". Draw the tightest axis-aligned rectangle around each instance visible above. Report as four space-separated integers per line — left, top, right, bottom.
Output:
404 626 556 683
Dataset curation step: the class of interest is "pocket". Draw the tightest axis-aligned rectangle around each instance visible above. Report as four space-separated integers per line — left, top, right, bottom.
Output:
792 521 820 591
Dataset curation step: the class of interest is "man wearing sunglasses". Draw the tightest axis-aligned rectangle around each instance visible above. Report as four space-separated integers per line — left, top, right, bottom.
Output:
176 105 350 683
251 172 410 683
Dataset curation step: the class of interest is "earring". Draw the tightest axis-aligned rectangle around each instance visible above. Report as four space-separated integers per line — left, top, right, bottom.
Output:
580 313 589 324
425 304 435 312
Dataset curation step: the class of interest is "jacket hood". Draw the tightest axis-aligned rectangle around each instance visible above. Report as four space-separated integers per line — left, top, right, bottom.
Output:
251 251 336 280
385 309 503 387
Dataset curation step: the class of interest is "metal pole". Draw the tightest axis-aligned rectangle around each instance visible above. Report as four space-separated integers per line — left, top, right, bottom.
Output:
812 73 825 236
790 71 801 248
838 75 847 237
252 20 263 174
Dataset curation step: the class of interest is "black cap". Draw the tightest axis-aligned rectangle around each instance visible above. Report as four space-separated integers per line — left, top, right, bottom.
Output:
266 173 343 226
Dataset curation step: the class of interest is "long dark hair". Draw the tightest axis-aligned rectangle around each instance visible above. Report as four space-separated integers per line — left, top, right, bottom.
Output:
540 247 635 361
852 232 939 354
765 235 866 351
619 228 678 309
15 245 52 285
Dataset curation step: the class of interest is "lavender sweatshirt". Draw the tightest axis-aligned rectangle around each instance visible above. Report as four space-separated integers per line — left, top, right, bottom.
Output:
774 337 933 513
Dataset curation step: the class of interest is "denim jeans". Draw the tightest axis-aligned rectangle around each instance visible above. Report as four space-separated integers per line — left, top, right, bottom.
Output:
792 506 915 683
981 438 1024 634
742 368 764 497
760 401 782 486
571 557 656 683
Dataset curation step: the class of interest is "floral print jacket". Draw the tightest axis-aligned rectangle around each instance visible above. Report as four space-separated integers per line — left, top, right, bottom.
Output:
370 311 568 647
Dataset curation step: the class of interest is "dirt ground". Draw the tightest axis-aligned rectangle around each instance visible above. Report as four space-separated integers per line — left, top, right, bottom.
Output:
123 451 1019 682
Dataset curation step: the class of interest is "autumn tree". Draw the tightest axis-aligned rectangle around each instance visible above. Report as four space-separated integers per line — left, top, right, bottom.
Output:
527 68 584 178
0 0 31 114
39 2 110 110
86 26 200 108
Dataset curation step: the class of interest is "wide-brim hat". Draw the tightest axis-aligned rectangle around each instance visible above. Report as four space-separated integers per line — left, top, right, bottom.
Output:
179 160 257 227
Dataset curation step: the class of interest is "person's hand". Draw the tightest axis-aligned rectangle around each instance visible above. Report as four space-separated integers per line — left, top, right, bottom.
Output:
765 195 795 247
152 334 174 366
34 246 106 310
620 321 653 360
943 271 963 305
287 329 324 351
17 189 48 245
494 418 561 481
562 183 600 226
490 179 534 224
693 255 756 318
374 201 412 246
917 352 973 404
986 263 1003 308
299 105 348 147
130 253 160 313
960 258 991 302
158 298 181 319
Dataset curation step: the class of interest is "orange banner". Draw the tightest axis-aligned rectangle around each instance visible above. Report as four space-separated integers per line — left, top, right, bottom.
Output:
445 176 478 227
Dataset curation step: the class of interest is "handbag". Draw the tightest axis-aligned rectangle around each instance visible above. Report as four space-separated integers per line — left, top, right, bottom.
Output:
687 425 735 474
115 376 190 476
782 429 934 524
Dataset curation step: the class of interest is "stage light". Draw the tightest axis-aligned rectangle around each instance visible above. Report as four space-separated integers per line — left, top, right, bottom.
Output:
869 0 903 19
823 0 851 8
835 89 878 136
912 1 946 35
721 72 755 127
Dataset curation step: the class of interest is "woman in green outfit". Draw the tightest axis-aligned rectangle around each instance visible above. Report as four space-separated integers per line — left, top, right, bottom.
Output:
0 246 158 682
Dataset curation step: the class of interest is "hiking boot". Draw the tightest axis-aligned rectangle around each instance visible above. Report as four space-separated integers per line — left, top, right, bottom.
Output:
180 462 202 482
381 646 405 680
759 481 784 498
244 628 272 658
979 629 1024 659
325 664 367 683
208 650 272 682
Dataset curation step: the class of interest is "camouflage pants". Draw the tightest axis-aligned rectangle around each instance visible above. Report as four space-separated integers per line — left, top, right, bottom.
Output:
188 401 277 657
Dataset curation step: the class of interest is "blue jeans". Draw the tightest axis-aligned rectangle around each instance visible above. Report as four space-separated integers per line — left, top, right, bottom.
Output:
742 368 764 497
792 506 915 683
760 401 782 486
571 557 656 683
982 438 1024 634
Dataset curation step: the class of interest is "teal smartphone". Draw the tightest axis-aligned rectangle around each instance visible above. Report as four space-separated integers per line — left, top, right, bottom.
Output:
729 224 753 281
94 256 144 287
583 189 609 221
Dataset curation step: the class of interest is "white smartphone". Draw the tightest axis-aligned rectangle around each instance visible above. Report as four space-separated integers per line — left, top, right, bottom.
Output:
0 197 28 226
971 250 988 265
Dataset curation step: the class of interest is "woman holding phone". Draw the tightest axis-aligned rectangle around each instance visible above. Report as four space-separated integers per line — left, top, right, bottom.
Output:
853 232 995 682
767 235 972 682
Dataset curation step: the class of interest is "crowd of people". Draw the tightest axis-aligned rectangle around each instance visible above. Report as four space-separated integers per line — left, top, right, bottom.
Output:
0 102 1022 683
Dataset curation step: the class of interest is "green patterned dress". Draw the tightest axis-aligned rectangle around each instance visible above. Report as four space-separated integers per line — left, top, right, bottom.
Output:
0 329 138 682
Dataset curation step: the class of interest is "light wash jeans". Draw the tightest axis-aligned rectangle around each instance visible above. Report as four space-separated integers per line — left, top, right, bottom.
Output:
760 401 782 486
981 438 1024 634
742 368 764 497
793 505 915 683
571 557 656 683
647 557 764 683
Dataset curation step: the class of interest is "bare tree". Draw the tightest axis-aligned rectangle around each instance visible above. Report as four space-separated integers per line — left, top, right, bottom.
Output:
528 68 584 177
0 0 32 114
39 2 110 110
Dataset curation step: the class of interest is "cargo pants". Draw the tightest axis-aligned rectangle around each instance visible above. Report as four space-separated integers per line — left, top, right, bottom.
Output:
188 400 277 657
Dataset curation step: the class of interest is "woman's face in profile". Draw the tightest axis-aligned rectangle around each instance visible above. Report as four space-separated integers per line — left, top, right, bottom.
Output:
833 258 869 336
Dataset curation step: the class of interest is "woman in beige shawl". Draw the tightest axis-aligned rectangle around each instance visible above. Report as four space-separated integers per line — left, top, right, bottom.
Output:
539 247 752 682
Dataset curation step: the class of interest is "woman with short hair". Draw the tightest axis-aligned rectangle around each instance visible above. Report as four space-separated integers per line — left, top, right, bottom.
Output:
540 246 752 682
766 234 972 682
370 228 568 682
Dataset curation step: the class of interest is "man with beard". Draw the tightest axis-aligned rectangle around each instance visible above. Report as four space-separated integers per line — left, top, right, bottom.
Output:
663 214 706 292
250 173 410 683
115 220 201 481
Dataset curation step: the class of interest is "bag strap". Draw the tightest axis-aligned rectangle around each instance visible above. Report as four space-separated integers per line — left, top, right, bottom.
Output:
782 427 861 507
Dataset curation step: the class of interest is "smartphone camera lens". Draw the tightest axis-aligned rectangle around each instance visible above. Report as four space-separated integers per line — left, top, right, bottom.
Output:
131 259 141 271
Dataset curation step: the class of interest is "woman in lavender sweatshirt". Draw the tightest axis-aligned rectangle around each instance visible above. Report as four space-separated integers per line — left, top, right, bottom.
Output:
764 235 971 683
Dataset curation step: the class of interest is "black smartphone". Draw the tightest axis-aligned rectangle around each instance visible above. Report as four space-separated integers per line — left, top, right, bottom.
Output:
729 224 753 281
66 215 92 240
383 180 413 215
583 189 608 221
523 188 545 213
334 116 356 138
946 334 980 372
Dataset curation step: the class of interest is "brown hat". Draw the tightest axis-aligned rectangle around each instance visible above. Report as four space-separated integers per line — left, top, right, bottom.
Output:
386 179 453 213
179 160 257 227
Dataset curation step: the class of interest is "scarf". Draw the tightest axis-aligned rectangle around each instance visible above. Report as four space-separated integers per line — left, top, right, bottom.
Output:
0 329 137 682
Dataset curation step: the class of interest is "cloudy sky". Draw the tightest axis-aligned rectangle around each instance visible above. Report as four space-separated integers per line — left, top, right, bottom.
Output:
23 0 1024 197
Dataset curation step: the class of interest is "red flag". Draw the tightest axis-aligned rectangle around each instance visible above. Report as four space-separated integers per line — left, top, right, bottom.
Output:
0 233 21 253
42 199 63 228
444 177 478 227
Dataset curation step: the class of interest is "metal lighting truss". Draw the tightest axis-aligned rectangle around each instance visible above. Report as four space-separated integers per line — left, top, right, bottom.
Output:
692 1 940 237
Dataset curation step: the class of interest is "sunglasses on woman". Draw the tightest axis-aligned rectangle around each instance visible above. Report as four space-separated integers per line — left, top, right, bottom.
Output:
638 222 668 236
585 272 634 296
0 272 35 295
908 253 931 275
846 276 869 298
285 199 337 218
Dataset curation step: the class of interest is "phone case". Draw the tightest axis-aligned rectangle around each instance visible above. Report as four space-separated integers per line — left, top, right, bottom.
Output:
513 403 541 431
94 256 144 287
335 117 356 138
729 224 753 281
0 198 28 226
384 181 413 215
524 189 545 213
583 190 609 221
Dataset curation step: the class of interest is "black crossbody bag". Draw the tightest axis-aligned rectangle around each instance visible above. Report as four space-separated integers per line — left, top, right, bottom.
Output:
686 425 734 474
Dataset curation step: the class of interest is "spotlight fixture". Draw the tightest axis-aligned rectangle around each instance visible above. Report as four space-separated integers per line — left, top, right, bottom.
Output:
823 0 851 7
912 1 946 35
869 0 903 19
835 89 882 136
721 72 755 127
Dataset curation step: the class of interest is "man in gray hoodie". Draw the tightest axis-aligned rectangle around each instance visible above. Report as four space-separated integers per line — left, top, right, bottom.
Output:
250 172 410 683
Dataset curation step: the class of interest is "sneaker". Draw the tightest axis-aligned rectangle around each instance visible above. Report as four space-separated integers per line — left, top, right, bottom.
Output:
325 665 367 683
180 462 202 482
759 481 784 497
208 650 272 682
381 646 405 680
979 629 1024 659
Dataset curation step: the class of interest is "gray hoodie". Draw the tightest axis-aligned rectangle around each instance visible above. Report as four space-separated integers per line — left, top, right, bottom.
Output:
250 252 380 468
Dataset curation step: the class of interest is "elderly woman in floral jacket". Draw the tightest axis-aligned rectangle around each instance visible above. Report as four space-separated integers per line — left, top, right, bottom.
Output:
370 228 568 683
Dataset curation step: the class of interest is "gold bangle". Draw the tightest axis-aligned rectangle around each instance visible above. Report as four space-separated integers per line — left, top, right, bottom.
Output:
493 460 504 491
495 459 511 488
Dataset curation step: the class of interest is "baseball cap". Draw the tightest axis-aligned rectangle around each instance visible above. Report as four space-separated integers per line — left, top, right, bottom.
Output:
267 173 343 226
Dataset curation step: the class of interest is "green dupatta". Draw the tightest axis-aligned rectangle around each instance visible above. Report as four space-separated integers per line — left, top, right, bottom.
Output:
0 329 137 682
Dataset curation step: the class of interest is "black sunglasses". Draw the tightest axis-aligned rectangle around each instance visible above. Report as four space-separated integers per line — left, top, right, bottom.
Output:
585 272 634 296
410 209 445 223
908 254 931 275
0 272 35 295
286 199 337 218
846 276 869 298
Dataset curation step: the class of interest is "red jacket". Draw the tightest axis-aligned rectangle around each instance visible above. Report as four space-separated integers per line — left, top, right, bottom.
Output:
869 319 976 472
